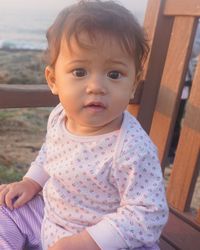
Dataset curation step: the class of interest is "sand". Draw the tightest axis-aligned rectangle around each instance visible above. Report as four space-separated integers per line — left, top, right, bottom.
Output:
0 49 46 85
0 49 49 179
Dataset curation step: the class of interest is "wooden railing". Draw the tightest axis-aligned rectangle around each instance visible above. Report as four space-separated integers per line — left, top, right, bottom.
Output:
0 84 58 108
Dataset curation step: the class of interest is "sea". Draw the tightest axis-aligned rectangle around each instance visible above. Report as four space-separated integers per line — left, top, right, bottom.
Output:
0 8 57 51
0 1 146 51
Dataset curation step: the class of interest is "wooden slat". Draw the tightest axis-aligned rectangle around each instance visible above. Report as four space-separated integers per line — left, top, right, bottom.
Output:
149 16 196 165
196 209 200 224
137 0 174 132
159 237 176 250
142 0 161 79
167 56 200 211
164 0 200 16
0 84 58 108
127 0 162 119
162 211 200 250
127 104 139 117
167 126 200 210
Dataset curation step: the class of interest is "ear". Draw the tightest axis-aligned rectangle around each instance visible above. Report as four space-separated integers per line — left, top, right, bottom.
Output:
130 90 135 99
45 66 58 95
131 71 142 99
130 81 138 99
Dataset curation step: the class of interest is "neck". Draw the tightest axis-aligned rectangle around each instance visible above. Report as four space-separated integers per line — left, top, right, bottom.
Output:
66 115 123 136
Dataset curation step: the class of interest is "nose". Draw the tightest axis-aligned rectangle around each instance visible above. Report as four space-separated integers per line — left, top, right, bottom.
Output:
86 75 106 95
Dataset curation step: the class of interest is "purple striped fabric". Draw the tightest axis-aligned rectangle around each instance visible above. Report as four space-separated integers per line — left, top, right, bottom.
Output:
0 195 44 250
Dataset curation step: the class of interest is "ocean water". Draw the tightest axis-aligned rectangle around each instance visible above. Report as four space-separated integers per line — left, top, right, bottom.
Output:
0 1 146 51
0 8 56 51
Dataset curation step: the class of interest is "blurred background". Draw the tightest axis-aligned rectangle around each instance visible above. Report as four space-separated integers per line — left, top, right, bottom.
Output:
0 0 147 51
0 0 148 85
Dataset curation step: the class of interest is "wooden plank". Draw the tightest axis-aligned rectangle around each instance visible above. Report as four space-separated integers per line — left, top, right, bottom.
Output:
159 237 176 250
0 84 58 108
127 104 139 117
164 0 200 16
149 17 196 166
138 0 174 132
167 56 200 211
162 211 200 250
196 209 200 224
184 55 200 133
167 126 200 211
142 0 161 79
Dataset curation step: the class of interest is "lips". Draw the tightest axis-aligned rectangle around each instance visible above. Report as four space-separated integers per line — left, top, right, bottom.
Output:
84 101 106 112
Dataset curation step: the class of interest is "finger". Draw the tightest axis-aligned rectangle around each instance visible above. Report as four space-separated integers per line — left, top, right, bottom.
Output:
0 186 9 206
5 189 21 210
13 193 28 209
0 184 7 192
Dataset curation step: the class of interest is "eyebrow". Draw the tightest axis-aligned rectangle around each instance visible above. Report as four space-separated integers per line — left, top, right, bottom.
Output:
65 59 129 68
105 59 128 68
66 59 90 65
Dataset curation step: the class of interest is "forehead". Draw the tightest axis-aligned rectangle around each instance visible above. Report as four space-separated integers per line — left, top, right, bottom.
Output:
59 32 133 60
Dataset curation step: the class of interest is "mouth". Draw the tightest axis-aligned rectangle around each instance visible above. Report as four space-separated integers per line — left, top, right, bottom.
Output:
84 101 106 112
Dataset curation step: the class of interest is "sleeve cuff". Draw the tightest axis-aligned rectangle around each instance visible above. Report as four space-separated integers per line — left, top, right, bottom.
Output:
86 220 127 250
24 165 49 187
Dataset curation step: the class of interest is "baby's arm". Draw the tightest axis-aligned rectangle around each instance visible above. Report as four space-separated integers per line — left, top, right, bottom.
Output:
48 230 100 250
0 177 42 210
83 148 168 249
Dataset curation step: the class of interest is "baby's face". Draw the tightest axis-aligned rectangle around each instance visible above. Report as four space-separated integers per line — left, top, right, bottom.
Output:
46 33 136 135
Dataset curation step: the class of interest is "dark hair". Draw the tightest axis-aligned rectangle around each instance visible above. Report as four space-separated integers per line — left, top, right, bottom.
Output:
45 0 149 80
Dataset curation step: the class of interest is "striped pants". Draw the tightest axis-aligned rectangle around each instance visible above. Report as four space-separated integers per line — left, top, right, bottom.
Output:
0 195 44 250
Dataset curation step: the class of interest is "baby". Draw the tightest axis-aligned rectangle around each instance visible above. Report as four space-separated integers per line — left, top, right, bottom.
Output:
0 1 168 249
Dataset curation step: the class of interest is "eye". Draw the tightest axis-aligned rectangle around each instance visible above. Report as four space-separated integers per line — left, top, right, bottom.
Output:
72 68 87 77
107 71 121 79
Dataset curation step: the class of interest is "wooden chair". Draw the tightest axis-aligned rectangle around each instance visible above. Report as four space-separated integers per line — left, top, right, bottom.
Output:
128 0 200 249
0 0 200 249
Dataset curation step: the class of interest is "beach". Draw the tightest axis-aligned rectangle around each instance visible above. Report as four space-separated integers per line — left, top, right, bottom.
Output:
0 49 46 85
0 48 50 181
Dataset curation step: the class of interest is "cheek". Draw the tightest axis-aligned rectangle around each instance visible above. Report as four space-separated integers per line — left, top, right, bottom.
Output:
112 91 132 109
58 82 83 96
58 90 82 110
116 83 133 99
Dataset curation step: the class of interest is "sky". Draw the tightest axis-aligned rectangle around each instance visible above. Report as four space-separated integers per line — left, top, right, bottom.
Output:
0 0 147 10
0 0 148 21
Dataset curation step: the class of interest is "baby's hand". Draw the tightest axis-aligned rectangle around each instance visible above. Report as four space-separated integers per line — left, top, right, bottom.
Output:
0 178 42 210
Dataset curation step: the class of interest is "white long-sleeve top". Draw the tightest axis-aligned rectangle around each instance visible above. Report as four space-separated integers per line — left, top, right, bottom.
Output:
25 104 168 249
